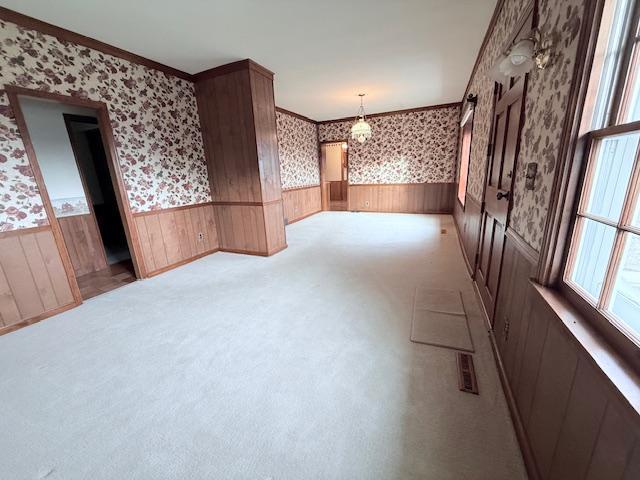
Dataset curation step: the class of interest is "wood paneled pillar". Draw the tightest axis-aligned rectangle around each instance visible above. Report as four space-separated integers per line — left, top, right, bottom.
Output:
195 59 286 256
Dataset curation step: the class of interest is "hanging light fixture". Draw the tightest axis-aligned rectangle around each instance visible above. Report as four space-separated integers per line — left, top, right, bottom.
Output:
351 93 372 144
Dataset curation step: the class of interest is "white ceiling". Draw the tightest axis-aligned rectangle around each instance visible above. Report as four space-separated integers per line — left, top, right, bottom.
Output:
1 0 496 120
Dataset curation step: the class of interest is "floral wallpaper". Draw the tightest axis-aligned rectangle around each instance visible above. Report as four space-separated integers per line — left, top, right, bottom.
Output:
0 19 210 232
276 110 320 190
510 0 585 250
51 196 89 218
318 105 460 184
461 0 586 251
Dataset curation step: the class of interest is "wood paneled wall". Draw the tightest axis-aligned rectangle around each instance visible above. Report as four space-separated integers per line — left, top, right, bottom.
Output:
195 59 287 256
348 183 455 214
282 185 322 224
454 196 482 275
0 226 77 334
134 203 219 277
490 230 640 479
58 213 107 276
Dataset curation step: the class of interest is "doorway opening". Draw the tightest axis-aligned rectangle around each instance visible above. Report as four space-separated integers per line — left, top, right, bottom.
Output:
320 141 348 211
17 95 137 300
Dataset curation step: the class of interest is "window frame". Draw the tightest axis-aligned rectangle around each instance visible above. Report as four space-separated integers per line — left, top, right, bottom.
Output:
560 0 640 358
563 122 640 346
457 105 475 208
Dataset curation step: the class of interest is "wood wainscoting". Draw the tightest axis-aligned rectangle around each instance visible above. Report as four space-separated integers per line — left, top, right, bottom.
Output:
348 183 455 214
133 203 219 277
58 213 108 276
454 195 483 276
282 185 322 224
489 229 640 479
214 201 286 256
0 226 78 335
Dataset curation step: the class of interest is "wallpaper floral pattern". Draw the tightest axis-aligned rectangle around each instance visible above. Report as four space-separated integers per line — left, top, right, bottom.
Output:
0 19 210 232
318 106 460 184
510 0 584 250
461 0 585 251
276 111 320 189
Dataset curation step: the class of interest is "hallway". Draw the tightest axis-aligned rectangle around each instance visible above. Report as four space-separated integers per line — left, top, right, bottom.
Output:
0 213 525 480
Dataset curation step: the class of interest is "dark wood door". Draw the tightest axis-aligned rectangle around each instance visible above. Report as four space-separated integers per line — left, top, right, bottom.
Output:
476 75 526 323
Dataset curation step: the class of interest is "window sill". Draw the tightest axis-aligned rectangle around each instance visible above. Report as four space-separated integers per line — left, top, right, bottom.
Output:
531 281 640 416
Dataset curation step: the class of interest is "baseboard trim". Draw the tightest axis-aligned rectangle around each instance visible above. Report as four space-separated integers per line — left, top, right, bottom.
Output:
220 248 269 256
0 301 80 337
267 244 288 256
487 329 541 480
349 208 454 215
286 208 321 225
220 244 288 257
145 248 220 278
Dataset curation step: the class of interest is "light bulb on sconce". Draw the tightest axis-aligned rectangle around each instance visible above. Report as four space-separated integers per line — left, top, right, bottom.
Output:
341 142 348 150
489 27 553 83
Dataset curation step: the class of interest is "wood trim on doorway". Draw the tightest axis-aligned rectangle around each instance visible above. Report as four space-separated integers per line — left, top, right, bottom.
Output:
319 140 349 211
5 86 147 287
4 89 82 307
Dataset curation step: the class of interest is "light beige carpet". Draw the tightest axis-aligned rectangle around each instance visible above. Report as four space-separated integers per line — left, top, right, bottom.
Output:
0 212 525 480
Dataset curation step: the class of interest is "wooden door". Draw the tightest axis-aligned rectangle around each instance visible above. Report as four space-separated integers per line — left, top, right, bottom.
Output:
476 75 526 323
320 141 348 210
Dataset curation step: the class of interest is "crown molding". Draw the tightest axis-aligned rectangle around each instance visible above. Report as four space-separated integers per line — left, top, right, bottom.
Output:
0 7 193 81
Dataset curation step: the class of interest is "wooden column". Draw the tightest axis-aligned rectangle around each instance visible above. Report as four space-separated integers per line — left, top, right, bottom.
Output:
195 59 286 256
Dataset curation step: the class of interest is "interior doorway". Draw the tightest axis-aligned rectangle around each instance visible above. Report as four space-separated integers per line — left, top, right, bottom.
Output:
475 12 532 323
16 95 137 300
320 141 348 211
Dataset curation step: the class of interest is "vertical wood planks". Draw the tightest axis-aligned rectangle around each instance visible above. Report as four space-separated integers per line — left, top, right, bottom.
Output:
282 186 322 224
347 183 455 213
0 227 75 330
133 204 220 276
58 213 108 276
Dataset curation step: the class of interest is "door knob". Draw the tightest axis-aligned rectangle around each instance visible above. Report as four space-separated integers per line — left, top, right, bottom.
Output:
496 191 510 201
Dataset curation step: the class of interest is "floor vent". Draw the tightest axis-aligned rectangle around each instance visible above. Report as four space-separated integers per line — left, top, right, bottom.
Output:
456 352 479 394
441 228 448 234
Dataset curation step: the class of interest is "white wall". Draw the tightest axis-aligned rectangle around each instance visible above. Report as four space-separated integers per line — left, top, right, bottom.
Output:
19 97 97 216
323 142 344 182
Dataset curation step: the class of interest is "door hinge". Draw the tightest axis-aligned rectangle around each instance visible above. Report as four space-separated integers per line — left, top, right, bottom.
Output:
474 252 479 267
487 143 493 157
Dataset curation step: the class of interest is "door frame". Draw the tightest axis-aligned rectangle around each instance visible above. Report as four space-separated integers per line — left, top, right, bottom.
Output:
5 86 146 293
319 139 349 211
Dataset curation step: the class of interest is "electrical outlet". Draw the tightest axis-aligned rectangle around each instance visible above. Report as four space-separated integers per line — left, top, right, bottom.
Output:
198 232 204 241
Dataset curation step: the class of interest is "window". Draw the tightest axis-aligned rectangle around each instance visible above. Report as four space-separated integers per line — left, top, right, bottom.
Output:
457 107 474 206
565 0 640 346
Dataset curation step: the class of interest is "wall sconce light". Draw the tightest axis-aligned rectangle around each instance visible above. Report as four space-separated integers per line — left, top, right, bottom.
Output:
489 27 553 83
460 94 478 126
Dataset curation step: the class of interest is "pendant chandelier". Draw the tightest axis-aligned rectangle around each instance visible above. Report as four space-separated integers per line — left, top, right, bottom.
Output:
351 93 372 144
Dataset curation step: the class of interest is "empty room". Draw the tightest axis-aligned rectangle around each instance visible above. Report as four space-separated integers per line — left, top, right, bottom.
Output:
0 0 638 479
